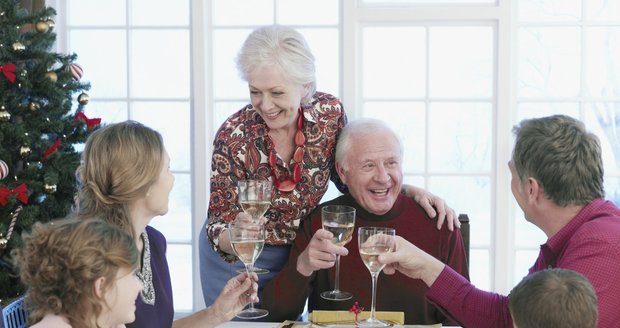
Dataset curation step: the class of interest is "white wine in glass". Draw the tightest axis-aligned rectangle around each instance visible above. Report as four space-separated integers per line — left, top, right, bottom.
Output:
357 227 395 327
228 221 269 319
237 179 272 274
320 205 356 301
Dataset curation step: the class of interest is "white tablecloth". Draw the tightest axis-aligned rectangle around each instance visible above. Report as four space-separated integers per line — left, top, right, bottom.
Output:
216 322 460 328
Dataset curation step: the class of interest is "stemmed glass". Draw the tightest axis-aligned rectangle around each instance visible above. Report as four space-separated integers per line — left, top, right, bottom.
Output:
228 221 269 319
320 205 356 301
357 227 396 327
237 179 272 274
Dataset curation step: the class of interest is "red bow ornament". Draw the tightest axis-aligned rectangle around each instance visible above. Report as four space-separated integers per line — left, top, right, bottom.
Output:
75 111 101 129
0 183 29 206
0 63 17 83
42 138 62 161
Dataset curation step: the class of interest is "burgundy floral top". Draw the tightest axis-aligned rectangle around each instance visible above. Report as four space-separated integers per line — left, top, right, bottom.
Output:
207 92 347 260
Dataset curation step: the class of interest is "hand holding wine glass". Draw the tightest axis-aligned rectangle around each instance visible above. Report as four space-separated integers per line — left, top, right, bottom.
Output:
228 221 269 319
320 205 356 301
357 227 396 327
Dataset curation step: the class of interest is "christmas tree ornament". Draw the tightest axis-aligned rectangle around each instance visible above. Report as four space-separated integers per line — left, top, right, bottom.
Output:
19 145 31 157
28 101 40 111
3 205 22 243
44 71 57 82
44 183 56 194
78 92 90 105
0 109 10 122
0 63 16 83
0 234 7 250
35 20 49 33
0 160 8 179
66 63 83 80
11 41 25 52
46 18 55 29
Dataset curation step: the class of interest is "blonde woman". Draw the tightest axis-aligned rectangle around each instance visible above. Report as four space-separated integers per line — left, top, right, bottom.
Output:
76 121 258 328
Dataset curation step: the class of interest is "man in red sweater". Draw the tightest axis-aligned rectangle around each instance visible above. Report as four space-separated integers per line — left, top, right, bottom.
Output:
379 115 620 328
261 118 469 325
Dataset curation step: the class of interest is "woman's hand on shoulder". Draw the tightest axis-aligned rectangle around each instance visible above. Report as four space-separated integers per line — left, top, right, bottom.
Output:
402 184 459 231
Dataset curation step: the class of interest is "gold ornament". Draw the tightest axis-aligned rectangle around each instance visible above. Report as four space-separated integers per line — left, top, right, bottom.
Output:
19 145 31 158
78 92 90 105
35 21 49 33
44 184 57 194
0 110 10 122
46 18 55 29
28 101 40 111
0 234 7 250
45 71 58 83
12 41 25 52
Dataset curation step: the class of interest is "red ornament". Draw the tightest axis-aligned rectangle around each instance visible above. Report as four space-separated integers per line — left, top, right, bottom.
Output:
67 63 83 80
0 160 8 179
0 63 16 83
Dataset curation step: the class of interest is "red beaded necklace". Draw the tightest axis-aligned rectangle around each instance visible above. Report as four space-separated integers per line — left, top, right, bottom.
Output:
268 107 305 192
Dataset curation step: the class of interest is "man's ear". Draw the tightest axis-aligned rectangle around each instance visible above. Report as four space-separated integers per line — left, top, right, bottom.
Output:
335 162 347 185
526 177 541 204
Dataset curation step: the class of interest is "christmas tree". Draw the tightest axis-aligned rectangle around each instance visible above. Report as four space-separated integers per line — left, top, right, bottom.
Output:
0 0 100 304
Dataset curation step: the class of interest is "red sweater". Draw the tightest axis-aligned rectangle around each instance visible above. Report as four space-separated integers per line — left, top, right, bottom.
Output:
262 194 470 325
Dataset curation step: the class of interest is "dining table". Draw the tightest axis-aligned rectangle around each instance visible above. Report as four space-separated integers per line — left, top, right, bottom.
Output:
216 322 461 327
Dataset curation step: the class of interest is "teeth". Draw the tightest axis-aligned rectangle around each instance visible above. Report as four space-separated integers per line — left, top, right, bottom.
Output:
372 189 388 194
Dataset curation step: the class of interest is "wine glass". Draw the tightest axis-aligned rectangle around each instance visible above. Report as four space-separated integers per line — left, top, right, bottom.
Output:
320 205 356 301
357 227 396 327
237 179 272 274
228 221 269 319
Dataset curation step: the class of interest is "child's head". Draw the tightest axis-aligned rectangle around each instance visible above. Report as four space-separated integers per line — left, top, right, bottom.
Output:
509 268 598 328
13 217 142 327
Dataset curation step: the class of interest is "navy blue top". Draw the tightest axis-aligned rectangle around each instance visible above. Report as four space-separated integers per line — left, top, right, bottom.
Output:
127 226 174 328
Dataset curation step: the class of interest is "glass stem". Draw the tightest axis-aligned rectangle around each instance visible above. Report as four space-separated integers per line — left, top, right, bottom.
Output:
370 272 379 320
333 254 342 292
245 263 255 310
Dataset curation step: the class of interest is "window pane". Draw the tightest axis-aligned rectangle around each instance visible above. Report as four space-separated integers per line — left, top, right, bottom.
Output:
517 102 579 120
69 30 127 98
68 0 126 26
362 27 426 98
212 29 253 99
132 101 191 171
586 0 620 21
513 250 539 286
276 0 339 25
297 28 340 98
470 249 490 290
131 0 189 26
167 244 192 311
363 101 426 172
518 27 581 97
605 177 620 206
150 174 192 241
428 102 492 172
130 30 190 98
212 0 274 26
517 0 581 22
429 26 493 98
363 0 495 4
583 103 620 175
585 27 620 98
430 176 491 245
85 101 129 124
214 102 246 132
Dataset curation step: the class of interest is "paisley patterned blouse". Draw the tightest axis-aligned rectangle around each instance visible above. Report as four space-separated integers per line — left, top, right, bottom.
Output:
206 92 347 261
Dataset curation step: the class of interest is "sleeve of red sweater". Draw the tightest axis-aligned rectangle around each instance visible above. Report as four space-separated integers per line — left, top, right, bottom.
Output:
427 266 513 328
261 212 317 321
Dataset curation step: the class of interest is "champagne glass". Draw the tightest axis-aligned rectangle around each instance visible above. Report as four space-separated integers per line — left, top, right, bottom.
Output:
237 179 272 274
357 227 396 327
228 221 269 319
320 205 356 301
